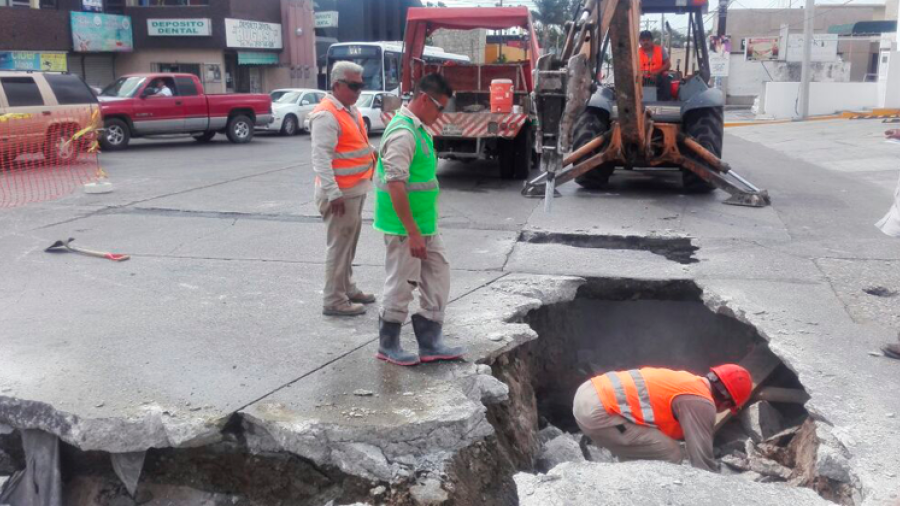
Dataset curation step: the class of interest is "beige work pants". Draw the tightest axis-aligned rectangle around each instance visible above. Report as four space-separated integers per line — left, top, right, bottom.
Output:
316 193 365 308
573 380 683 464
380 234 450 324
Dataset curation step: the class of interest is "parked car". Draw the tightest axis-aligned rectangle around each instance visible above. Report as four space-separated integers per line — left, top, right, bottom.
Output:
301 91 392 134
261 88 325 136
0 71 98 164
97 73 273 150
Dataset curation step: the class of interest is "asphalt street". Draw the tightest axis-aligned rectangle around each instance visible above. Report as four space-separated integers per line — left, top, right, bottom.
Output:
1 119 899 503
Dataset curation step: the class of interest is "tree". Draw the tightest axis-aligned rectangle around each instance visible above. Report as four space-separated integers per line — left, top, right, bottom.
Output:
531 0 568 51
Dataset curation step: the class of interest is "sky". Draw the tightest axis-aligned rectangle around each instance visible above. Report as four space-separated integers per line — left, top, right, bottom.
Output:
434 0 888 37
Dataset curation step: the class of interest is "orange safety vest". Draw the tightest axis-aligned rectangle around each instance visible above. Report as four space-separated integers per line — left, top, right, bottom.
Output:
312 98 375 189
591 367 713 440
640 45 665 74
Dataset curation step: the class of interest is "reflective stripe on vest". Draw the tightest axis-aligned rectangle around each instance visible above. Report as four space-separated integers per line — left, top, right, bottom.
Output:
591 367 714 440
312 98 375 189
640 45 664 74
373 113 440 236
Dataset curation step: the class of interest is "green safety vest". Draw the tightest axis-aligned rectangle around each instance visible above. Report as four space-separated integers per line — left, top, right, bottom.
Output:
373 113 440 236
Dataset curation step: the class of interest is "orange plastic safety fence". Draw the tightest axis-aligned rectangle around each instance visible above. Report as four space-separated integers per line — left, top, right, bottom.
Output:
0 105 102 208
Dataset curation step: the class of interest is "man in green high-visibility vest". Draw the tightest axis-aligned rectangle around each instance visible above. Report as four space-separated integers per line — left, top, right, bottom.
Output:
373 73 466 366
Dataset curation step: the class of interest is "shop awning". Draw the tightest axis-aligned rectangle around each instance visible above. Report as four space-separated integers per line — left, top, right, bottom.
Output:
828 21 897 36
238 52 280 65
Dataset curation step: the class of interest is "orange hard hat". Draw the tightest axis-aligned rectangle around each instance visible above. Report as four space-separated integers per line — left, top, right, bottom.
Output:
710 364 753 414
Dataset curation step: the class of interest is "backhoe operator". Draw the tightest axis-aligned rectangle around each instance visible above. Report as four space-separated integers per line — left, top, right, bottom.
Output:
639 30 673 101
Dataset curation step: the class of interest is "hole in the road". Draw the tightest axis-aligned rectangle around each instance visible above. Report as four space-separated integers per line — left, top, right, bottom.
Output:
517 230 699 264
863 286 898 298
486 278 860 505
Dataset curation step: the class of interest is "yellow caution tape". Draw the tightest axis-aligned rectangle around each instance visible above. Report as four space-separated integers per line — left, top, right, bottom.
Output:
0 113 33 122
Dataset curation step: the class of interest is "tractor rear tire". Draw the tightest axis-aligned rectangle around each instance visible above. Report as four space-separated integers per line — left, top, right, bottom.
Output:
500 123 533 180
573 108 615 189
681 107 723 194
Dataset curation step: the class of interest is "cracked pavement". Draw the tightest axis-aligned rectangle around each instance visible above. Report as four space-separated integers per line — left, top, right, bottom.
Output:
1 118 900 504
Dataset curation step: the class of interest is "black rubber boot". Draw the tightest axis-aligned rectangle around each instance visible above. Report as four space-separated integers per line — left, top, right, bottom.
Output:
376 318 419 366
411 314 466 363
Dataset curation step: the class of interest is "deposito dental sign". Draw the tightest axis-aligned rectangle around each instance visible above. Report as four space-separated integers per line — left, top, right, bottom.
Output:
148 19 212 37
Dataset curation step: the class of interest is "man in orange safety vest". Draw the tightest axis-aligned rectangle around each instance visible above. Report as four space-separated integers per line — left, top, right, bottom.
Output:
639 30 673 101
310 61 378 317
573 364 753 471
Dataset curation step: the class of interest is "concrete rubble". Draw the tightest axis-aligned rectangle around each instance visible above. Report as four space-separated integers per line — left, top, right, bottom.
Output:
535 433 585 472
515 461 835 506
741 400 786 442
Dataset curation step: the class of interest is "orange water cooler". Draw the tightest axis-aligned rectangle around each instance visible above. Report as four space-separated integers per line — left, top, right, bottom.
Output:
490 79 514 113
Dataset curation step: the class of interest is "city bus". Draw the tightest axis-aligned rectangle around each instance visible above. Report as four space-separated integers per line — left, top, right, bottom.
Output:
325 41 470 94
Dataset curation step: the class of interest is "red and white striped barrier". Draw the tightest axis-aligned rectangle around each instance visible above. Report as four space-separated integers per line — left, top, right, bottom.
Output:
380 111 529 139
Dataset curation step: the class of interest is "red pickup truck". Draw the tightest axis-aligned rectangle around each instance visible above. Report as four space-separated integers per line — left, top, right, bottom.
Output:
97 73 273 150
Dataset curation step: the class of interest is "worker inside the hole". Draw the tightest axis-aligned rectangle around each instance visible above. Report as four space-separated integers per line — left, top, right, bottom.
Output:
639 30 673 101
573 364 752 471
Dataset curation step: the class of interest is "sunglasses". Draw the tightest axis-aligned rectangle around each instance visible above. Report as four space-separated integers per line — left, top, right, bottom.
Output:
338 80 364 92
425 93 445 112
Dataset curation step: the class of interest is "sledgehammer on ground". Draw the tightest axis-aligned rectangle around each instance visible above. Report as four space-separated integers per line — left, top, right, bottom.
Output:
45 238 130 262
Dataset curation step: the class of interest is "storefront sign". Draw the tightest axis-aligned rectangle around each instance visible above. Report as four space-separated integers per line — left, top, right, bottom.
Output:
785 34 839 63
71 12 134 52
148 19 212 36
82 0 103 12
745 37 780 61
315 11 339 28
0 52 67 72
237 51 280 65
224 18 283 50
708 35 731 77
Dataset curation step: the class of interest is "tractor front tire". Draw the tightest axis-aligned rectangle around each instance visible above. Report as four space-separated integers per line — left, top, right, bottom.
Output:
681 107 723 194
573 108 615 189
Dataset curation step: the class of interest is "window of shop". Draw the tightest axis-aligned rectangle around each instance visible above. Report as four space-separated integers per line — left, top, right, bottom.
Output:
0 0 33 7
0 77 44 107
126 0 209 6
44 74 97 105
154 63 202 81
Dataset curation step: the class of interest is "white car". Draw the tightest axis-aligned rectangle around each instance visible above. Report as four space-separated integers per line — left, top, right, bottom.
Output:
261 88 325 136
303 91 394 134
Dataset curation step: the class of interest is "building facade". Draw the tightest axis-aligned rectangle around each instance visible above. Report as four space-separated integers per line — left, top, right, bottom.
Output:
0 0 317 93
712 4 889 104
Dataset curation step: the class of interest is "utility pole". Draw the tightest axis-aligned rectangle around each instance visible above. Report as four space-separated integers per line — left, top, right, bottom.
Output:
799 0 815 118
717 0 728 36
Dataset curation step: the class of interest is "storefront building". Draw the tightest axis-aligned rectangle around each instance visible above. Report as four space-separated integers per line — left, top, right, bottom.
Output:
68 10 134 88
0 0 316 93
0 0 72 77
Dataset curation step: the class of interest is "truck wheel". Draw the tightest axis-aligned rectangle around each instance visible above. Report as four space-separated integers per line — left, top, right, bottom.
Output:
498 138 517 180
573 108 615 189
363 118 372 135
100 118 130 151
193 132 216 143
681 107 723 194
44 125 78 163
505 123 533 180
226 115 254 144
280 115 298 136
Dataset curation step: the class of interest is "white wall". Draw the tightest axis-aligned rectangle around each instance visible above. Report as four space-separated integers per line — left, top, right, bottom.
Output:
763 82 879 118
725 55 852 104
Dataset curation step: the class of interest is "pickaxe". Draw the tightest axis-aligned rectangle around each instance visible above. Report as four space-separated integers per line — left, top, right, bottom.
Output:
45 238 130 262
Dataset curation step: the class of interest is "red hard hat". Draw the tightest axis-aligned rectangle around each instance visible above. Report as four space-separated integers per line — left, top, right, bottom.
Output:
710 364 753 414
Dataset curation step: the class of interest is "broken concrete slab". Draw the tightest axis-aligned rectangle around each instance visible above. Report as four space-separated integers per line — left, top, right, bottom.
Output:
537 425 564 445
741 401 786 442
515 461 834 506
535 434 585 472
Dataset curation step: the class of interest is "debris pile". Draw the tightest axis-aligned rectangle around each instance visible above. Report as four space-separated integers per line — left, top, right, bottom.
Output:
717 402 861 505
